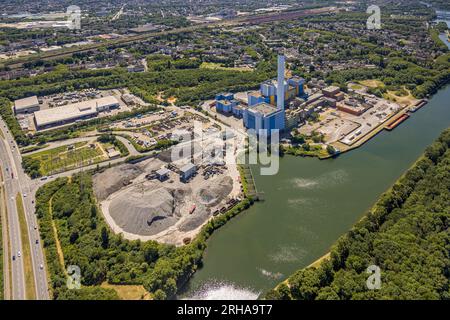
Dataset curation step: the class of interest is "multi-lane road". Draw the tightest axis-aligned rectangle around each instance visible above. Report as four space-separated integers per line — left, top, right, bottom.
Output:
0 119 151 300
0 117 49 300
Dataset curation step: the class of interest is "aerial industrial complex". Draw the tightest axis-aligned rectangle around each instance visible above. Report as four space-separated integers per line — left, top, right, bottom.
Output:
208 54 419 156
215 55 305 134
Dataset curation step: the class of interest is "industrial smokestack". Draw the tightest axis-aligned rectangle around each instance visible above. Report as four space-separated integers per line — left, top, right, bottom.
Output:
277 55 285 110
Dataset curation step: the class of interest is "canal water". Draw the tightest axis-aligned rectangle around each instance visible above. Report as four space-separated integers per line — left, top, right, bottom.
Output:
181 15 450 298
436 10 450 47
180 6 450 301
180 84 450 299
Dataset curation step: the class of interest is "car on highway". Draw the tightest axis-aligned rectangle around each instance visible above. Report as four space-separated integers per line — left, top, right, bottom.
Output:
12 255 15 261
35 239 39 244
39 264 44 270
17 251 21 258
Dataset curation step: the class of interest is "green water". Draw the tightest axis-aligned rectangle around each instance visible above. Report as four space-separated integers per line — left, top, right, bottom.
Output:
181 85 450 299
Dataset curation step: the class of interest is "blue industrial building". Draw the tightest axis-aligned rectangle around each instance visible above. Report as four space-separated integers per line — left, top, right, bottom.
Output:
214 56 305 134
215 92 234 101
247 91 270 106
215 92 239 114
243 55 293 134
243 102 285 134
232 104 244 118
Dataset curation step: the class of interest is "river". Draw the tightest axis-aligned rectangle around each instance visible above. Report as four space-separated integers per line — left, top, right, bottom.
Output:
180 17 450 299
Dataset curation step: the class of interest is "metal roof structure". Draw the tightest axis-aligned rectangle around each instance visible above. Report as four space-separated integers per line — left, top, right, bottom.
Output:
14 96 39 111
34 96 119 128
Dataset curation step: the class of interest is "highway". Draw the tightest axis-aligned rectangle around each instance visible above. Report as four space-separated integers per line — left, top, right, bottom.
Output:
0 117 49 300
0 139 25 299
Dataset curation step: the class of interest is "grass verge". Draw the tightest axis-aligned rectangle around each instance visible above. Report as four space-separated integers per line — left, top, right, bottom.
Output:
15 193 36 300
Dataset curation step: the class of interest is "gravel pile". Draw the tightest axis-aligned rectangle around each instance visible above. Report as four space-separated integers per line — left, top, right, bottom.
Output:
198 176 233 206
109 186 179 236
93 164 143 201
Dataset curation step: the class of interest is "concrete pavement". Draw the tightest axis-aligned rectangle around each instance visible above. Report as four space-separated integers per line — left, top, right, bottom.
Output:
0 172 11 299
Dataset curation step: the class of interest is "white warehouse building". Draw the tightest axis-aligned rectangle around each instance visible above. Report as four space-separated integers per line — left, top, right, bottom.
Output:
34 96 119 130
14 95 40 114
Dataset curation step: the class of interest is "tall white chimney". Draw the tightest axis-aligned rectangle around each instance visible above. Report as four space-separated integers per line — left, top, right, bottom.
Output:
277 55 285 110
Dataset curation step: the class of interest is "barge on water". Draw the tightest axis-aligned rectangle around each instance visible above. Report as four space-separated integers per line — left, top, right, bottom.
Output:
409 99 428 113
385 114 410 131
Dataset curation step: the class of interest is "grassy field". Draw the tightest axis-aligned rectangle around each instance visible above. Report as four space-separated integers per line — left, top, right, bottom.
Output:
25 141 107 175
16 193 36 300
358 79 385 88
200 62 252 72
348 83 364 90
384 88 419 107
101 282 152 300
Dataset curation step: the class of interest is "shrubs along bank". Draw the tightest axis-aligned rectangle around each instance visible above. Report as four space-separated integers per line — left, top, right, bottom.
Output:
265 128 450 300
35 173 252 300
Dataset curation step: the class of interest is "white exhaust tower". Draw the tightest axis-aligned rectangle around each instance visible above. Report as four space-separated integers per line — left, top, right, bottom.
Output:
277 55 285 110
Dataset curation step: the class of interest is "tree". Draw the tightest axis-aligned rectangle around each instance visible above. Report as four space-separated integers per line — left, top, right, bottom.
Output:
143 241 159 263
101 227 109 249
326 145 336 155
153 289 167 300
303 143 311 151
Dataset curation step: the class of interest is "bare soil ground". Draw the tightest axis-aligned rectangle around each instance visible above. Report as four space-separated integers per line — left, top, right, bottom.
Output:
93 164 144 201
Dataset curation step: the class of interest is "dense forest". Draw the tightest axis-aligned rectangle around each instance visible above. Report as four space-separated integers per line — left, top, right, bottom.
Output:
0 61 272 105
35 172 252 299
266 128 450 300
